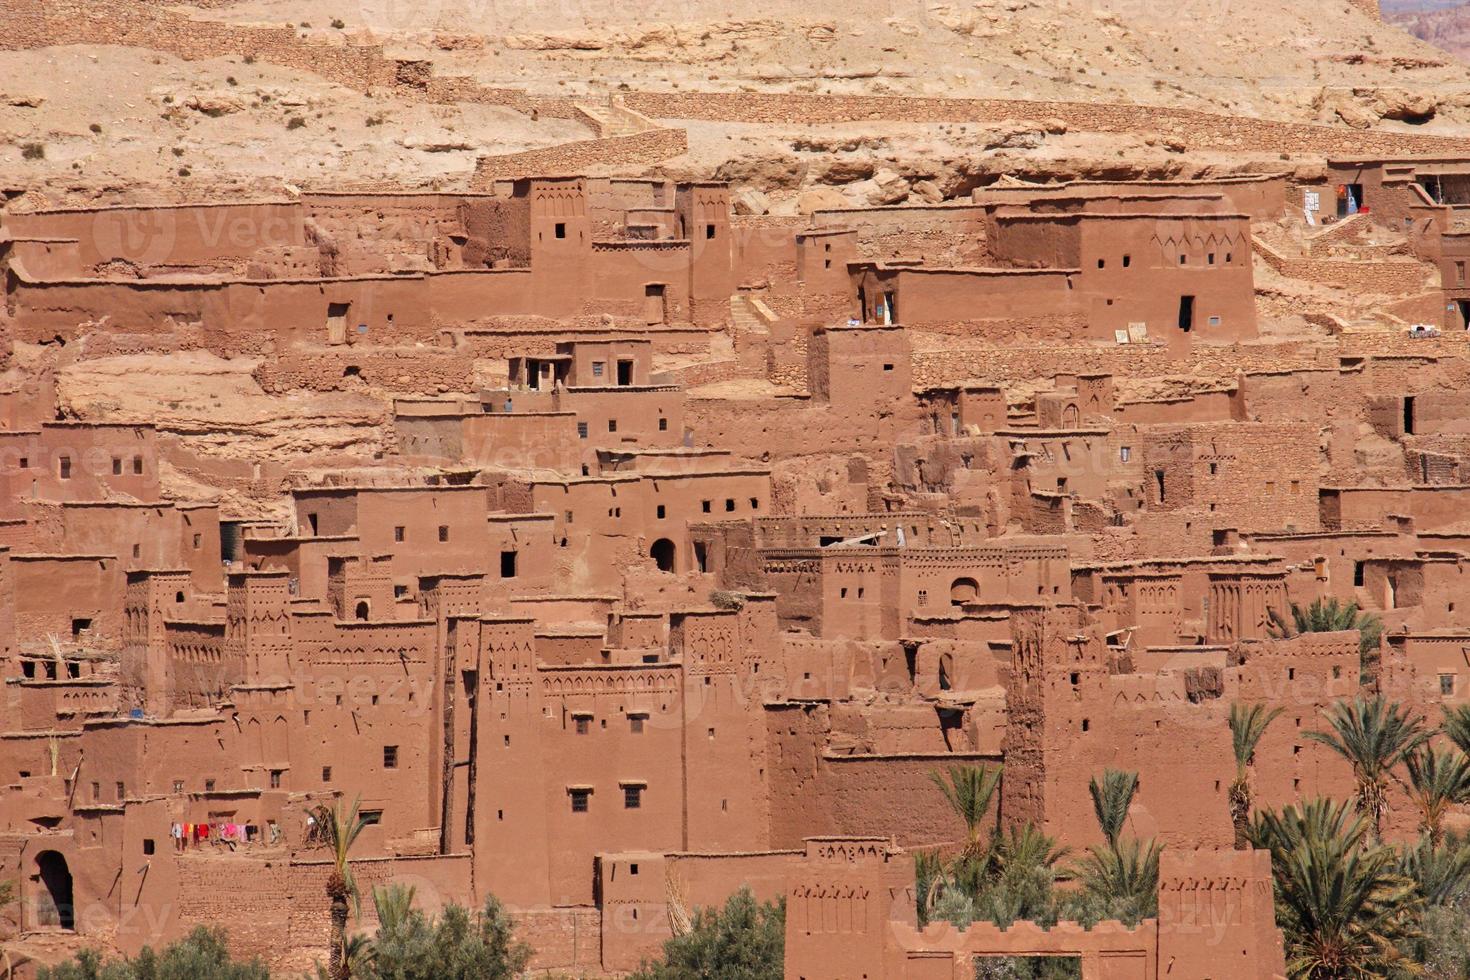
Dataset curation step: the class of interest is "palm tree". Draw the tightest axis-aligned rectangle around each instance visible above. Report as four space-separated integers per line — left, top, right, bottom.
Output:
1088 769 1138 849
1398 833 1470 907
1266 598 1385 680
977 823 1069 927
928 764 1001 863
1441 703 1470 757
1248 797 1420 979
913 850 945 925
1404 745 1470 847
1071 836 1162 926
1228 702 1284 850
314 798 370 980
372 883 417 938
1304 696 1426 842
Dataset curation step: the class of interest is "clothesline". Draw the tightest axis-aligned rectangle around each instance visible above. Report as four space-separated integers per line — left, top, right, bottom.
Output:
169 821 280 851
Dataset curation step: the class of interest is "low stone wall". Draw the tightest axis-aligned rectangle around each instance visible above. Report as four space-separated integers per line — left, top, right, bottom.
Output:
623 91 1470 157
254 348 475 394
1255 237 1433 295
471 128 689 184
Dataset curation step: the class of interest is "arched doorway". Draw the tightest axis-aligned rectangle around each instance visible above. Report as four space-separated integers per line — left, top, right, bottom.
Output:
950 577 979 606
1063 404 1080 426
354 600 370 621
34 850 74 930
650 539 676 573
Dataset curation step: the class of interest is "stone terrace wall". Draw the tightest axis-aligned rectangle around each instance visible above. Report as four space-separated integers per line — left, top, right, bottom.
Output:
623 92 1470 157
471 128 689 184
1254 237 1435 295
1 0 394 92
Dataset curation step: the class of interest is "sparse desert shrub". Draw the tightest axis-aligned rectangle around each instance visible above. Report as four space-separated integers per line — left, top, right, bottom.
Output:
21 143 45 160
287 116 307 130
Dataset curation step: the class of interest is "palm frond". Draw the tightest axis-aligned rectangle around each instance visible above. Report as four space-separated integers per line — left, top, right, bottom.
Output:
1088 769 1138 849
928 764 1002 859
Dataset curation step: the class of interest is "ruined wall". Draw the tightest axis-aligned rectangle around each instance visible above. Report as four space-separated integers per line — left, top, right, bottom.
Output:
622 92 1470 156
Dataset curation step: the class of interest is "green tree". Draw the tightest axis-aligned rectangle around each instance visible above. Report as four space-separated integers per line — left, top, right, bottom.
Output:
36 927 269 980
1266 598 1384 679
1304 696 1426 842
1248 797 1420 979
1405 745 1470 848
928 763 1003 897
1068 836 1162 928
929 765 1001 863
313 798 370 980
1065 769 1159 926
1087 769 1137 850
1228 702 1284 850
976 824 1068 927
1404 833 1470 979
631 887 783 980
1440 703 1470 758
369 893 530 980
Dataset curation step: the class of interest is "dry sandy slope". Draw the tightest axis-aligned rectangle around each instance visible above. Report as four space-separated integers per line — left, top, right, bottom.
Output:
0 44 589 206
209 0 1470 126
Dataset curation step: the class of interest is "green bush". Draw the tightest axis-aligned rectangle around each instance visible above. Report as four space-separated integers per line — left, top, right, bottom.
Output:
631 887 783 980
36 926 269 980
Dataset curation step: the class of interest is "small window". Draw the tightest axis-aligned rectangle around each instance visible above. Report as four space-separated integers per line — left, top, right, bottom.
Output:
269 769 282 789
630 715 645 733
1442 674 1456 697
592 361 605 377
360 810 383 826
883 363 894 371
172 780 184 794
143 839 155 855
500 551 518 578
383 745 398 769
554 222 566 239
658 417 668 431
322 766 332 782
1122 254 1131 267
58 455 71 480
624 785 643 809
570 789 590 812
1120 446 1131 462
577 422 588 439
71 618 92 636
656 505 666 519
608 419 618 433
1354 561 1366 587
1097 258 1106 269
1208 253 1216 265
112 457 122 475
701 500 711 513
204 779 215 792
438 525 449 543
17 457 26 469
706 224 716 240
133 456 143 475
91 781 100 800
725 498 735 512
575 716 590 735
116 781 125 799
394 526 405 542
749 497 759 510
